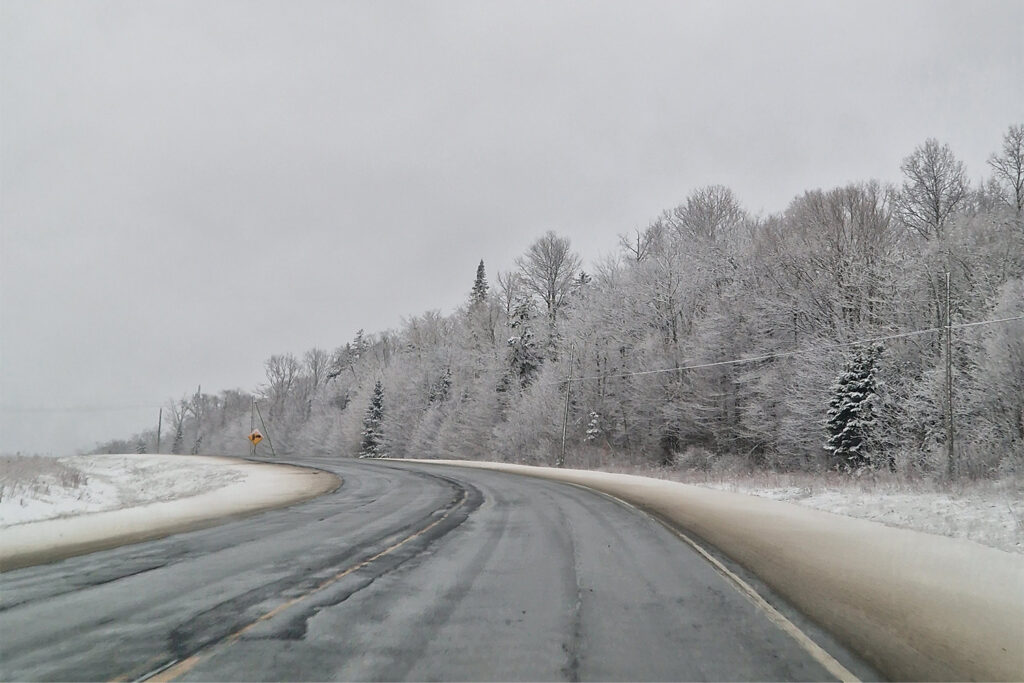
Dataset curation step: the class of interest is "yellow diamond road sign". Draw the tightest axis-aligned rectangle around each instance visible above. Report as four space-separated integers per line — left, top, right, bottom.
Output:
248 430 263 445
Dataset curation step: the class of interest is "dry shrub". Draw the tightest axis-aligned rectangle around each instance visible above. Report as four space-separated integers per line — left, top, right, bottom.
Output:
0 455 87 502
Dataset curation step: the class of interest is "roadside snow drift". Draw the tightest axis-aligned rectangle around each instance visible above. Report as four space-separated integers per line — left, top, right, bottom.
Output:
0 455 339 571
408 460 1024 682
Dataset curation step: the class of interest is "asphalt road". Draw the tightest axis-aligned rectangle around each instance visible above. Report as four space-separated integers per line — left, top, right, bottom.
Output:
0 457 872 681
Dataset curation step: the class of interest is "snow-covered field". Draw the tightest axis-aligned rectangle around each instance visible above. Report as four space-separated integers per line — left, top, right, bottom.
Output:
0 453 340 571
0 454 246 527
604 466 1024 555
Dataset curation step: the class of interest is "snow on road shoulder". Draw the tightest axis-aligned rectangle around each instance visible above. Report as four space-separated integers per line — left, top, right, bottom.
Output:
407 459 1024 681
0 454 246 527
603 466 1024 555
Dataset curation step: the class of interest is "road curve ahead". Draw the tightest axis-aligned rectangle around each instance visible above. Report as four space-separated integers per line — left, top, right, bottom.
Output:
0 457 872 681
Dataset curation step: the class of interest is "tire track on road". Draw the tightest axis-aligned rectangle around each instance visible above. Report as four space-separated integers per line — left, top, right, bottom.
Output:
117 472 481 683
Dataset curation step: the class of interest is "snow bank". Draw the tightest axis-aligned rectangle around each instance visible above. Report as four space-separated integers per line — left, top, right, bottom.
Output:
407 459 1024 682
0 455 339 571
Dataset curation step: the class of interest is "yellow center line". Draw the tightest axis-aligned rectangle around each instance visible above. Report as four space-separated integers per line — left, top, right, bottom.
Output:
108 653 168 683
119 490 468 683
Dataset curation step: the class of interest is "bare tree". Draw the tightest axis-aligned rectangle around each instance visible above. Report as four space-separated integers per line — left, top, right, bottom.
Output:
665 185 746 242
496 270 524 318
516 231 582 322
988 123 1024 220
264 353 300 418
618 222 664 262
782 182 900 330
894 138 969 239
166 397 190 454
304 347 330 394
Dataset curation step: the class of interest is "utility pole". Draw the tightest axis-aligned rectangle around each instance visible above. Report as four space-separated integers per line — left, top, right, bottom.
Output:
946 272 955 479
156 407 162 454
193 384 201 455
559 342 575 468
254 400 277 459
250 397 256 457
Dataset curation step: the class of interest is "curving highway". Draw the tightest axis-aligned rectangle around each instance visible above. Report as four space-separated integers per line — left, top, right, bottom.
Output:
0 457 875 681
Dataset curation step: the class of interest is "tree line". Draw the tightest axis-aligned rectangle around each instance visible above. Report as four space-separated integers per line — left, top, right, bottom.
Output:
97 124 1024 478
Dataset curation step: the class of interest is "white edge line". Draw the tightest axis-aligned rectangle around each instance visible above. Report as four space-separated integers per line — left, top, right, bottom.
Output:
563 481 860 683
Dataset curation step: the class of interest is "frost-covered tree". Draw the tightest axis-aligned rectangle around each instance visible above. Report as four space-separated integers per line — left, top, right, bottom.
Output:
359 380 386 458
988 123 1024 221
516 231 582 323
466 260 499 350
895 138 968 240
92 124 1024 479
171 421 184 455
825 346 881 471
351 329 369 360
496 270 523 318
166 398 189 455
506 297 541 386
470 259 489 306
663 184 746 242
264 353 300 421
429 368 452 404
585 411 601 442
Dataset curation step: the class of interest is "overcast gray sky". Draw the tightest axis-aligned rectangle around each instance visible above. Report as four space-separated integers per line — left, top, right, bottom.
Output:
1 0 1021 454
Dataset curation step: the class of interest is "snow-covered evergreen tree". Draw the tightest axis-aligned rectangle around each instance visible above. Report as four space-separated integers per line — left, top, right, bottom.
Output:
428 368 452 403
585 411 601 442
352 329 368 360
825 345 880 470
507 296 541 386
470 259 489 307
359 380 386 458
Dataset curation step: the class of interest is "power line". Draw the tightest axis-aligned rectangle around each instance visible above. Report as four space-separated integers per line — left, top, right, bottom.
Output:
952 314 1024 329
542 313 1024 385
3 315 1020 411
0 403 163 414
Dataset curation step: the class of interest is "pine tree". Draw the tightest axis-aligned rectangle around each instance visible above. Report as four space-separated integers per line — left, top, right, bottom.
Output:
585 411 601 442
352 330 368 360
359 380 386 458
428 368 452 403
825 346 880 471
470 259 489 307
507 296 541 386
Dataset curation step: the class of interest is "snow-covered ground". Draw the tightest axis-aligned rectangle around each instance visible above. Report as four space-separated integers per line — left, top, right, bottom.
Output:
0 454 340 571
0 454 246 527
604 466 1024 555
700 480 1024 555
4 454 1019 556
